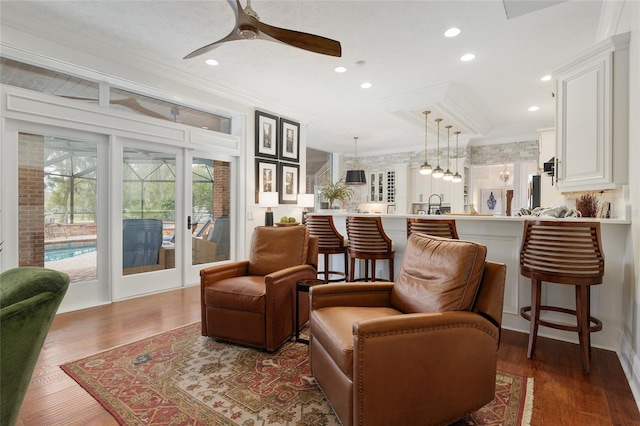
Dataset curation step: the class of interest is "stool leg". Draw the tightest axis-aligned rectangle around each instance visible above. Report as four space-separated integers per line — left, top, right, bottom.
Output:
349 256 355 282
344 251 349 282
371 260 377 282
364 260 370 281
576 285 591 374
389 258 394 282
527 278 542 358
323 253 330 283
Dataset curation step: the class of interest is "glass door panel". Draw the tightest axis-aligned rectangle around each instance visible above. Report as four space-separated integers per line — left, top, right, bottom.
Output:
122 147 176 275
191 157 231 265
18 133 99 283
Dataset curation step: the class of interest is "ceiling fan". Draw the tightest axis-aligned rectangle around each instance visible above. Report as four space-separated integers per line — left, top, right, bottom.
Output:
183 0 342 59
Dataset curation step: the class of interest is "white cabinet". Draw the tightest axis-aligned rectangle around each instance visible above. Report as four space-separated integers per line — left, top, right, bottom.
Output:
554 33 629 192
409 167 465 213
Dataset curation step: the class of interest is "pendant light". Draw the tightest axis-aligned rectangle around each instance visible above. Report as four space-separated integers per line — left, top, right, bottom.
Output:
345 136 367 185
452 131 462 183
443 125 454 181
432 118 444 178
419 110 432 175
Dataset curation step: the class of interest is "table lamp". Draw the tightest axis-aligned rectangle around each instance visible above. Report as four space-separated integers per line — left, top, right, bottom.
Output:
259 191 279 226
297 193 315 224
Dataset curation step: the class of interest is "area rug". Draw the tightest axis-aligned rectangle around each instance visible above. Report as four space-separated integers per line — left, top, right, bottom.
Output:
62 323 533 425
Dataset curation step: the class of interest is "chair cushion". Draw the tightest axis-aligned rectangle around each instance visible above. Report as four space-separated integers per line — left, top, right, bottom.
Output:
311 306 403 379
248 226 309 276
203 275 266 313
391 234 487 313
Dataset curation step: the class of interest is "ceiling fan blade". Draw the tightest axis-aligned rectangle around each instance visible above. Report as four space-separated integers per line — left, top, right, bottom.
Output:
255 20 342 57
183 0 243 59
183 30 243 59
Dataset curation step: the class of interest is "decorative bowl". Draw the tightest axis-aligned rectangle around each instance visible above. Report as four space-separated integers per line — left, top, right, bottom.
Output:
275 222 300 227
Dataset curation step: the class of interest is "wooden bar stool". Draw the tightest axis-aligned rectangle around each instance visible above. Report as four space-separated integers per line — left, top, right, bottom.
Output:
406 217 459 239
519 220 604 374
346 216 395 282
305 214 348 283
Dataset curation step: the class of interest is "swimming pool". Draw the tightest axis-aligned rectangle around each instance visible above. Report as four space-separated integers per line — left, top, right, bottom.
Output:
45 245 97 262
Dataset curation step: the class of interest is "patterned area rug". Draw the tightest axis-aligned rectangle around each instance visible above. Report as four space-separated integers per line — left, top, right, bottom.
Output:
62 323 533 425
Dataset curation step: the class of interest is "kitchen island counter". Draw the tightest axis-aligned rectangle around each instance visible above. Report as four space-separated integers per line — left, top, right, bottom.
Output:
313 212 631 351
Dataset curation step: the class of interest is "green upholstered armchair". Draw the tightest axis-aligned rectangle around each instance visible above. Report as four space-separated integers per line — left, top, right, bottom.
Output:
1 267 69 426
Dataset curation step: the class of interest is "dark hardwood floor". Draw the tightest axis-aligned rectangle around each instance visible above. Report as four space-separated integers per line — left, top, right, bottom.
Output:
16 285 640 425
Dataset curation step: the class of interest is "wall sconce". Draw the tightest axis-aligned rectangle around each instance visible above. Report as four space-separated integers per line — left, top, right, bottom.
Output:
499 164 510 183
258 191 279 226
297 193 315 223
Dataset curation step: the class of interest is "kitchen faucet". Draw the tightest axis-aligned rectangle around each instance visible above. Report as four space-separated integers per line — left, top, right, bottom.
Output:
428 194 442 215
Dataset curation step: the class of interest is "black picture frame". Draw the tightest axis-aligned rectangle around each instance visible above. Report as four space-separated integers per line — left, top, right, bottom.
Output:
255 110 279 159
278 162 299 204
255 158 278 203
279 118 300 162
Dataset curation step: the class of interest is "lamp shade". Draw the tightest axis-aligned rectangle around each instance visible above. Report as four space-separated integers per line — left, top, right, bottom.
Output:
297 193 315 208
345 170 367 185
258 191 279 208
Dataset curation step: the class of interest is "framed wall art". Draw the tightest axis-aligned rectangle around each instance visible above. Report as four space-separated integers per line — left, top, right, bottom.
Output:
278 162 299 204
279 118 300 162
481 189 503 215
255 159 278 203
255 110 278 159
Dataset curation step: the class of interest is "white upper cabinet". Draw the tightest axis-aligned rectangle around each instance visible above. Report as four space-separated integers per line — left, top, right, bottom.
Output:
554 33 629 193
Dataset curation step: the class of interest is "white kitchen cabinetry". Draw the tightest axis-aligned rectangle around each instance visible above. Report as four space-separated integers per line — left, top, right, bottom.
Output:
409 167 465 213
554 33 629 193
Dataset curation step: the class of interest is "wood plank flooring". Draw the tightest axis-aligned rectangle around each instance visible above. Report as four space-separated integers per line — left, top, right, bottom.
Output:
16 285 640 425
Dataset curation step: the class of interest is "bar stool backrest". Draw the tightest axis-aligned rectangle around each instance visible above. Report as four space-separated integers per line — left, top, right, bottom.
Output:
406 218 459 239
306 215 347 252
346 216 393 254
520 220 604 285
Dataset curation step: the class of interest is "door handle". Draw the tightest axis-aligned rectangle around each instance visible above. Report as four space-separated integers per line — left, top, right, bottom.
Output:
187 215 192 230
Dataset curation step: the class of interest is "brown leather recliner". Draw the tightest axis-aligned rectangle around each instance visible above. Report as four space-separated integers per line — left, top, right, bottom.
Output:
309 233 506 426
200 225 318 351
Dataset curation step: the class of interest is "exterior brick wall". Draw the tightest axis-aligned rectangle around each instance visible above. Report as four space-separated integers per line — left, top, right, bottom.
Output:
213 160 230 220
18 133 45 267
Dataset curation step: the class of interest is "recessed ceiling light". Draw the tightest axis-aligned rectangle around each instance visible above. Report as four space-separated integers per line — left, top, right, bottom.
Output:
460 53 476 62
205 59 219 66
334 66 347 73
444 27 461 37
540 75 551 82
528 106 540 112
360 82 372 89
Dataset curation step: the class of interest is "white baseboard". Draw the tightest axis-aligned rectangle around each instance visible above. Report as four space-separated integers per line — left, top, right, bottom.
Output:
620 334 640 411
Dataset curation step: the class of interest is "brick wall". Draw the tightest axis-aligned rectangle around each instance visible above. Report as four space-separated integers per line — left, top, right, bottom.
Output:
18 133 45 267
213 160 230 219
468 140 539 165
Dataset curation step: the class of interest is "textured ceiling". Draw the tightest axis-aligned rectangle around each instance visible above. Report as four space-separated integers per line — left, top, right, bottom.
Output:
0 1 605 154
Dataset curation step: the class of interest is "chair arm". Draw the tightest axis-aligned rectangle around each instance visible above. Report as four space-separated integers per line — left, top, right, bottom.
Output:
310 283 394 310
352 311 500 425
265 264 318 283
200 261 249 285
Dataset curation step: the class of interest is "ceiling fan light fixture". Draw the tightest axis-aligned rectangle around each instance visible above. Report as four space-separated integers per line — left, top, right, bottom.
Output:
238 25 258 40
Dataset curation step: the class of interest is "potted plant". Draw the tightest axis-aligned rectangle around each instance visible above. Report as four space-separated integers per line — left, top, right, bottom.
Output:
319 176 354 209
